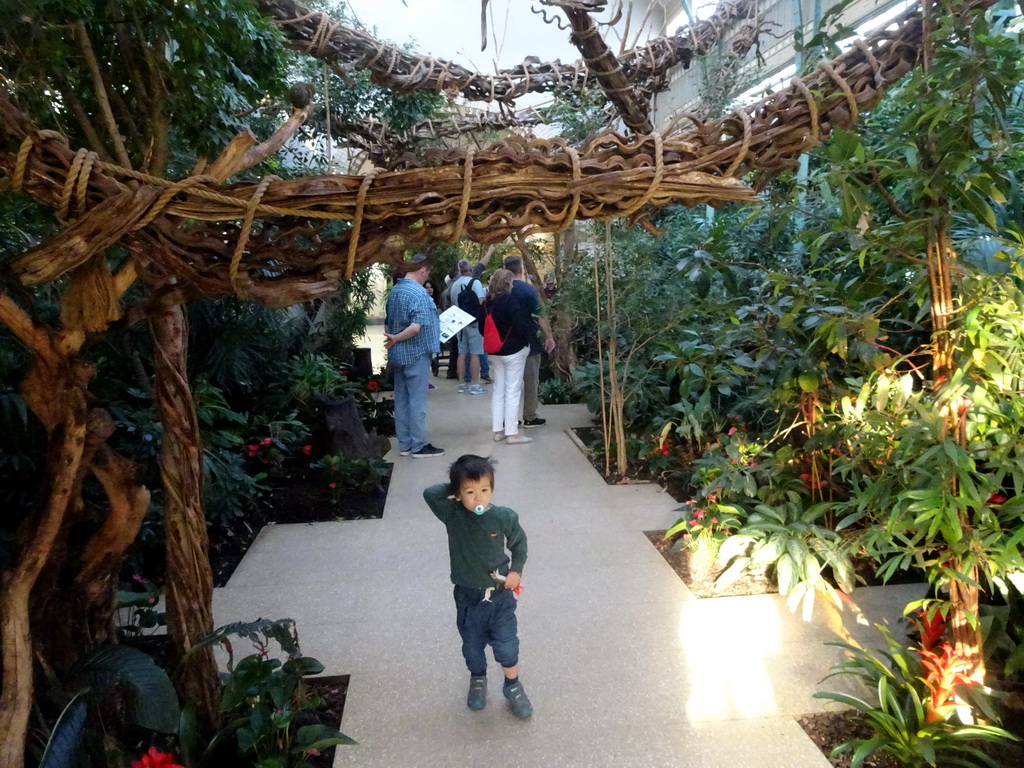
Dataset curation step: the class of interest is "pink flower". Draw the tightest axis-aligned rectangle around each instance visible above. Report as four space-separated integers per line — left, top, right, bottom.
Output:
710 518 718 524
696 509 706 518
263 437 272 446
329 482 337 489
683 533 692 541
728 427 737 435
690 519 699 526
132 574 147 584
248 444 259 452
707 494 716 503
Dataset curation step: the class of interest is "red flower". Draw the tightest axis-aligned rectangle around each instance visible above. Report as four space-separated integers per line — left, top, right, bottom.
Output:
263 437 272 446
910 608 948 651
131 747 183 768
988 492 1008 506
707 494 717 503
248 444 259 452
799 473 811 480
368 380 380 391
661 448 669 455
690 519 699 526
329 482 337 489
695 509 706 519
303 445 313 455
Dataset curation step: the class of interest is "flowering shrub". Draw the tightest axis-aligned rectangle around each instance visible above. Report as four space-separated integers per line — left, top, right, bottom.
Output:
315 454 390 501
816 627 1017 767
664 499 741 554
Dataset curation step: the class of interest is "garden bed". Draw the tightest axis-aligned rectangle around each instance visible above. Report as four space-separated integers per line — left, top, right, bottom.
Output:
210 470 391 588
797 711 900 768
569 426 692 501
305 674 351 768
644 529 775 598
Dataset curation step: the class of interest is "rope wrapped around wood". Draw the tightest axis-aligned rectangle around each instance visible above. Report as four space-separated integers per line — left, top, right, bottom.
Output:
0 0 976 308
256 0 763 105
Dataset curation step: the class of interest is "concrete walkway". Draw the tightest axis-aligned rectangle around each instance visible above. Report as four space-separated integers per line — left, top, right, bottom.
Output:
214 382 922 767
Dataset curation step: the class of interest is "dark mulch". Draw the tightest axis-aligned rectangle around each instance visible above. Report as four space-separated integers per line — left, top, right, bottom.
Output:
798 711 902 768
569 427 695 500
644 530 775 598
209 471 390 588
305 675 351 768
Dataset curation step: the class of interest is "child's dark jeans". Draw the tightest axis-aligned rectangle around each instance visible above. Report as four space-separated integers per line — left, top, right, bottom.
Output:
453 584 519 675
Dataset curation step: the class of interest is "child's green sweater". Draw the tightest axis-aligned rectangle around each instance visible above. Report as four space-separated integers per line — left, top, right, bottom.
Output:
423 483 528 589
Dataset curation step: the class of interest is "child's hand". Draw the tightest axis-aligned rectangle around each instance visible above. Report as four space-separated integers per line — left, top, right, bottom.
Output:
505 571 522 592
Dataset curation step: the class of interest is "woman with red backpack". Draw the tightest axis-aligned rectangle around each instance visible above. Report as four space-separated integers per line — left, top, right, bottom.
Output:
479 269 537 445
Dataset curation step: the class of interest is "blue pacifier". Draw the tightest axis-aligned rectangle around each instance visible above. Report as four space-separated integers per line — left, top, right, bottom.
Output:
473 504 487 515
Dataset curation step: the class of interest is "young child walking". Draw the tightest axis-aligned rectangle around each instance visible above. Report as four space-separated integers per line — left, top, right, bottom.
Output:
422 454 532 718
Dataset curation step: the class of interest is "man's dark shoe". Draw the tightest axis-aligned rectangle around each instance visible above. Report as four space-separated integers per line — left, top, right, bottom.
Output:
467 676 487 710
523 418 546 429
411 443 445 459
503 680 532 718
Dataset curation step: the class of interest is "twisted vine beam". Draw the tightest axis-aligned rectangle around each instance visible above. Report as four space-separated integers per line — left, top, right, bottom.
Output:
257 0 760 105
332 107 546 164
0 1 990 309
551 0 654 133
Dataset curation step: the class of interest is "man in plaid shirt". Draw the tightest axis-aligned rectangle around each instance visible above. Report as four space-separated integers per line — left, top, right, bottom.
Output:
384 254 445 458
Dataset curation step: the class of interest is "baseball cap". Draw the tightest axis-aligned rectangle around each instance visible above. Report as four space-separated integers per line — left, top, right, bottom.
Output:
395 252 433 275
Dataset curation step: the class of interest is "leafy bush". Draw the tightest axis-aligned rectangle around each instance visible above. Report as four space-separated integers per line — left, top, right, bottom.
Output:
180 619 354 768
539 377 577 405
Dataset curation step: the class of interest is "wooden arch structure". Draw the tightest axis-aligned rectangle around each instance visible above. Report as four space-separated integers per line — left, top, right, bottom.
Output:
0 1 994 764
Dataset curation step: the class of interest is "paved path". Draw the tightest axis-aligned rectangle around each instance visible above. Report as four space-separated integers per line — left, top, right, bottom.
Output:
214 382 922 767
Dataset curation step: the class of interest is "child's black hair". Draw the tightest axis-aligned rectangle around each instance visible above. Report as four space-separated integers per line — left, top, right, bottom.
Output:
448 454 495 493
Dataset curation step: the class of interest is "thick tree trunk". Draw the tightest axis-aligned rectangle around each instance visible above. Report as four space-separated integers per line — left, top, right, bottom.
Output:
927 221 984 683
0 379 89 768
150 305 220 734
316 393 386 458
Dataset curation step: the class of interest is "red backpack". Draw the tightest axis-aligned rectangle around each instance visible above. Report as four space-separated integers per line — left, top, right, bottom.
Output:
483 304 511 354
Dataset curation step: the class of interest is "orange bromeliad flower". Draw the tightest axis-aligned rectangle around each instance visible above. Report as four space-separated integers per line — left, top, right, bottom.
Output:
917 643 978 723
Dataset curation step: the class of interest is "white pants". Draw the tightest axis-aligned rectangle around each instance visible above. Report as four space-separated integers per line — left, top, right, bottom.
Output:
489 347 529 436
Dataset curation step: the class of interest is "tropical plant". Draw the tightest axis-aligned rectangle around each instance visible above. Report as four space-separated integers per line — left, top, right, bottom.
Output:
815 627 1019 768
179 618 354 768
716 498 854 619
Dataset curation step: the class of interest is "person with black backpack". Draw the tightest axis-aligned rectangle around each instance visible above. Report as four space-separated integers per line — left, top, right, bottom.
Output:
450 259 489 395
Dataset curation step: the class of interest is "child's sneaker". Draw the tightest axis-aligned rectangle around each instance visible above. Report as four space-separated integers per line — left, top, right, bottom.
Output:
503 680 532 718
457 383 469 394
467 676 487 710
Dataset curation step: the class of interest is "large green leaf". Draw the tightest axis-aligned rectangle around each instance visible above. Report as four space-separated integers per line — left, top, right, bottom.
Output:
39 691 89 768
72 644 180 733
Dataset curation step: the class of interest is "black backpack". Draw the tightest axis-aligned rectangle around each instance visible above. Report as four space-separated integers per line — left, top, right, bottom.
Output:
456 278 481 319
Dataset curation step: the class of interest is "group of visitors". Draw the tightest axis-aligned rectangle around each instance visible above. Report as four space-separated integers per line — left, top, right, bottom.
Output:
383 251 555 457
